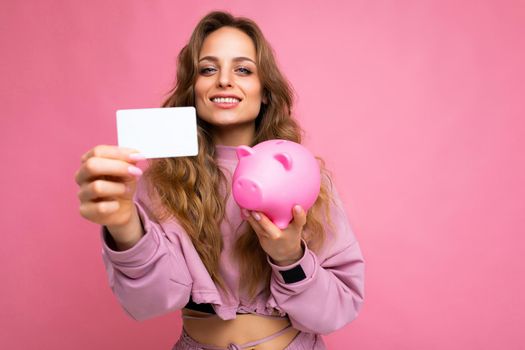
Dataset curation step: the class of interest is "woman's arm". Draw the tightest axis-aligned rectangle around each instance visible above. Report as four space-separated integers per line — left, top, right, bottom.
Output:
268 183 365 334
100 182 193 321
104 203 145 251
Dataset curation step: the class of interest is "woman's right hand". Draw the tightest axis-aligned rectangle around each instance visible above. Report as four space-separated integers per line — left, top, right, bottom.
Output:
75 145 146 249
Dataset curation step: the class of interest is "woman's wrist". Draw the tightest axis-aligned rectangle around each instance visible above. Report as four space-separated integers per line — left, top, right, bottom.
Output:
271 242 305 266
106 206 145 251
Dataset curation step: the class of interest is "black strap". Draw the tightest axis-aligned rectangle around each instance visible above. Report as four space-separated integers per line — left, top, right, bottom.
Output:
279 264 307 284
184 296 216 314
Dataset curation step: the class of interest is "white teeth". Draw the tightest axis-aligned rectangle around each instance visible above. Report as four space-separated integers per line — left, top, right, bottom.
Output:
212 97 240 103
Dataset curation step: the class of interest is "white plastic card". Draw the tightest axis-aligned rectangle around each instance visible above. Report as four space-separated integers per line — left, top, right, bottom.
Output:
116 107 198 159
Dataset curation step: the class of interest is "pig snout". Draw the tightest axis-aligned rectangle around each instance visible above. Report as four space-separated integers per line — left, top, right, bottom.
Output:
233 177 263 209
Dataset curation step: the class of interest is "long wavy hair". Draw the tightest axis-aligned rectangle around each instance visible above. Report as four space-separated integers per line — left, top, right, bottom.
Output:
142 11 335 298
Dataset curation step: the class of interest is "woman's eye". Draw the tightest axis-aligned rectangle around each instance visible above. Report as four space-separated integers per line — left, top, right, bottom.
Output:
200 67 216 74
237 67 252 74
199 66 252 75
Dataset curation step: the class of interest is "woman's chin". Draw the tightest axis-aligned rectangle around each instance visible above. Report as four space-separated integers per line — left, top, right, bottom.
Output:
208 117 255 128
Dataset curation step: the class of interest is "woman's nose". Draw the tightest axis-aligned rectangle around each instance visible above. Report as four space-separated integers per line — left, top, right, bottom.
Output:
218 70 233 88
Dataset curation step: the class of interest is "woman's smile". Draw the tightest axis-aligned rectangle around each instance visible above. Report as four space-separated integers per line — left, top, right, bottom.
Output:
209 95 242 109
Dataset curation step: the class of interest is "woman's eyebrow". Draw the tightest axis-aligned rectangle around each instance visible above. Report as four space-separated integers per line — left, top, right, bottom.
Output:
198 56 256 64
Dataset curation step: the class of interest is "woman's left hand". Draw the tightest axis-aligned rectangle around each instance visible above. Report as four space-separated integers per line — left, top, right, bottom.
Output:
243 205 307 266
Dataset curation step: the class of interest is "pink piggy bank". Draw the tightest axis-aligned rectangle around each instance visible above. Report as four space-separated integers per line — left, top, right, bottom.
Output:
232 139 321 229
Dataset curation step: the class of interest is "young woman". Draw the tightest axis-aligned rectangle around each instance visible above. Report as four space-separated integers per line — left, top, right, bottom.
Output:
75 11 365 350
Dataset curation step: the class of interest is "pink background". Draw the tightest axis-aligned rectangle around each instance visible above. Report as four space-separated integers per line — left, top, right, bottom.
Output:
1 0 524 348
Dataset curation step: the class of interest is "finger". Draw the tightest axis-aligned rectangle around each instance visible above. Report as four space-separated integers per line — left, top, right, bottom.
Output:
241 208 250 220
246 215 272 240
77 179 129 202
290 205 307 229
81 145 143 164
251 211 281 239
76 157 142 185
79 200 120 221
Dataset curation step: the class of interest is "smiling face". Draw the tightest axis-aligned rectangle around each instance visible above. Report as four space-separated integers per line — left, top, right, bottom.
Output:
194 26 266 144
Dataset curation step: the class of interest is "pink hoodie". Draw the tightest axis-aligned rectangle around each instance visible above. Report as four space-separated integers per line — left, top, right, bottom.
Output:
100 145 365 335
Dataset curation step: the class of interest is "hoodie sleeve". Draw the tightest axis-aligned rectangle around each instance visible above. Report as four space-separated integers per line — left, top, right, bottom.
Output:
100 180 192 321
268 181 365 334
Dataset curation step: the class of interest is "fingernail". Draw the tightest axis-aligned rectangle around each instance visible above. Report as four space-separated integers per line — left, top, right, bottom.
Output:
129 153 146 161
128 165 143 176
241 209 250 218
252 212 261 221
294 205 302 213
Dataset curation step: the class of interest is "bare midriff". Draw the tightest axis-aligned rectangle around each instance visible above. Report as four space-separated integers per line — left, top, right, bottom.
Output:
182 308 300 350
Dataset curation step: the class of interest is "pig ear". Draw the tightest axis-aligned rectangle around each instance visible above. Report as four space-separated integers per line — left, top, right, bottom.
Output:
274 152 293 171
236 145 255 160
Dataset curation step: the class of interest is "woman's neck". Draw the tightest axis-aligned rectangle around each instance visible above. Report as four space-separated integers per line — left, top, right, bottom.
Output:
212 121 255 147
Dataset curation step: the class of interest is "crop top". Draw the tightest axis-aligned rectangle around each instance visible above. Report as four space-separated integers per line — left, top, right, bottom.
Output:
100 144 365 334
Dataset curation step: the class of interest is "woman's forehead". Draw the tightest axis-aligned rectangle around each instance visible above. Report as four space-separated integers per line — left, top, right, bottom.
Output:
199 27 256 62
